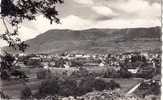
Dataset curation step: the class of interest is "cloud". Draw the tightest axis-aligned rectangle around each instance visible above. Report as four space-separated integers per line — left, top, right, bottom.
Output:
73 0 94 5
18 25 41 40
92 18 161 28
43 15 94 30
59 15 94 30
117 0 149 13
108 0 161 20
92 6 118 16
137 3 161 19
19 15 94 38
145 0 161 3
16 13 162 34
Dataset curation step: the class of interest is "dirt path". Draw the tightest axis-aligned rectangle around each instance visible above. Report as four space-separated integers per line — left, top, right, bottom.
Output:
126 83 141 95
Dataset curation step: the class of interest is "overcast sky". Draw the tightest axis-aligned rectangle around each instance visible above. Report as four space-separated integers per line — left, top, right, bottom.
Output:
0 0 161 47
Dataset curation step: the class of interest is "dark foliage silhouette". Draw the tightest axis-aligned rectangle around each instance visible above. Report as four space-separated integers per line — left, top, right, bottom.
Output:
0 0 63 80
0 0 63 51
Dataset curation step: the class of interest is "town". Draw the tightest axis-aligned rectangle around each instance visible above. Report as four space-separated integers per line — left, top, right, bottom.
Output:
0 51 161 100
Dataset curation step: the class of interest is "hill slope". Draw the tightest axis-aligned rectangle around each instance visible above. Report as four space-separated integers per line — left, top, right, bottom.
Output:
4 27 162 54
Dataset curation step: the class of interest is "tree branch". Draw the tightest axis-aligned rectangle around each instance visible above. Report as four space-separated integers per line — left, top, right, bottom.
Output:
2 17 9 33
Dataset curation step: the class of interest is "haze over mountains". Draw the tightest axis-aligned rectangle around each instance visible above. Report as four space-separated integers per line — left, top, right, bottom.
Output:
4 26 161 54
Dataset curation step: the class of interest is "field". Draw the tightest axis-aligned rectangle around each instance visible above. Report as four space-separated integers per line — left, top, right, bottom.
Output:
1 67 143 99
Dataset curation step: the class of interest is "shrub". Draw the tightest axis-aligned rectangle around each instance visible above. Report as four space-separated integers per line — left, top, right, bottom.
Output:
58 78 77 97
93 79 120 91
71 60 83 67
0 71 10 80
93 79 106 91
136 80 161 96
37 78 59 98
35 75 121 98
70 67 89 78
103 68 120 78
76 77 95 96
36 69 52 79
37 70 47 79
0 91 10 99
107 80 120 90
119 68 132 78
21 86 32 99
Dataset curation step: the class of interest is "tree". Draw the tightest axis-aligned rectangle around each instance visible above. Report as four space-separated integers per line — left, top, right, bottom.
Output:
20 86 32 99
0 91 10 99
0 1 63 99
0 52 29 80
0 52 15 80
0 0 63 78
0 0 63 51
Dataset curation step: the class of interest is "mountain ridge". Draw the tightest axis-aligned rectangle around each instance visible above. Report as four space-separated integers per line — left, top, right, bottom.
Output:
3 26 161 54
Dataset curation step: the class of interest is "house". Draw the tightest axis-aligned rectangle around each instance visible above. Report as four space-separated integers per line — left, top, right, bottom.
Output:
41 62 49 69
64 62 70 69
99 60 105 67
75 54 83 58
128 67 139 74
99 62 105 67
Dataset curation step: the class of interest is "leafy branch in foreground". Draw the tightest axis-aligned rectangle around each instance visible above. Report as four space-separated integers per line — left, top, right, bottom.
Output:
0 0 63 51
0 0 63 81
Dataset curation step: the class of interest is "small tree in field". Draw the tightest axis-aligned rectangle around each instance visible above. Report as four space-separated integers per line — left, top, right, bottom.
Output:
21 86 32 99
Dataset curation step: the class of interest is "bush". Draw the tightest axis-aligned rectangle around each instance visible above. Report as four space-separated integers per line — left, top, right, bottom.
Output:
36 69 52 79
103 68 120 78
0 91 10 99
36 77 77 98
21 86 32 99
35 75 121 98
136 80 161 96
119 68 132 78
93 79 120 91
71 61 83 67
1 71 10 80
70 67 89 78
37 78 59 98
93 79 106 91
24 59 41 66
107 80 120 90
58 78 77 97
76 77 95 96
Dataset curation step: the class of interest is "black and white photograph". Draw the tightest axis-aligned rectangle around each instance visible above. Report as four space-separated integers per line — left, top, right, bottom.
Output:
0 0 162 100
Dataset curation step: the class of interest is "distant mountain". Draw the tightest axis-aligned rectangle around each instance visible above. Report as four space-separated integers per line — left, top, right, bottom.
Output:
3 26 161 54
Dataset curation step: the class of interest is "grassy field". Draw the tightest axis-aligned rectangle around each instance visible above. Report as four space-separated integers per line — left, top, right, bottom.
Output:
101 78 143 94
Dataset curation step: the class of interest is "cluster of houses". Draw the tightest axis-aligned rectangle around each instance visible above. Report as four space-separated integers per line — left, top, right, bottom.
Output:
13 51 161 77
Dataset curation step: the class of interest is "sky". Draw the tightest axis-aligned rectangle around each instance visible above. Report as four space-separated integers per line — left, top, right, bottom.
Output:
0 0 161 47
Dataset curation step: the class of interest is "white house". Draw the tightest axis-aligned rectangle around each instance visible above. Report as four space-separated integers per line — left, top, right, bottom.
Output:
128 67 139 74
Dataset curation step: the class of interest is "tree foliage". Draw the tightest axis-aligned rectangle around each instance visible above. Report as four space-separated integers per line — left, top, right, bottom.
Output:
0 0 63 51
0 52 29 80
0 52 15 80
36 76 121 98
0 0 63 80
